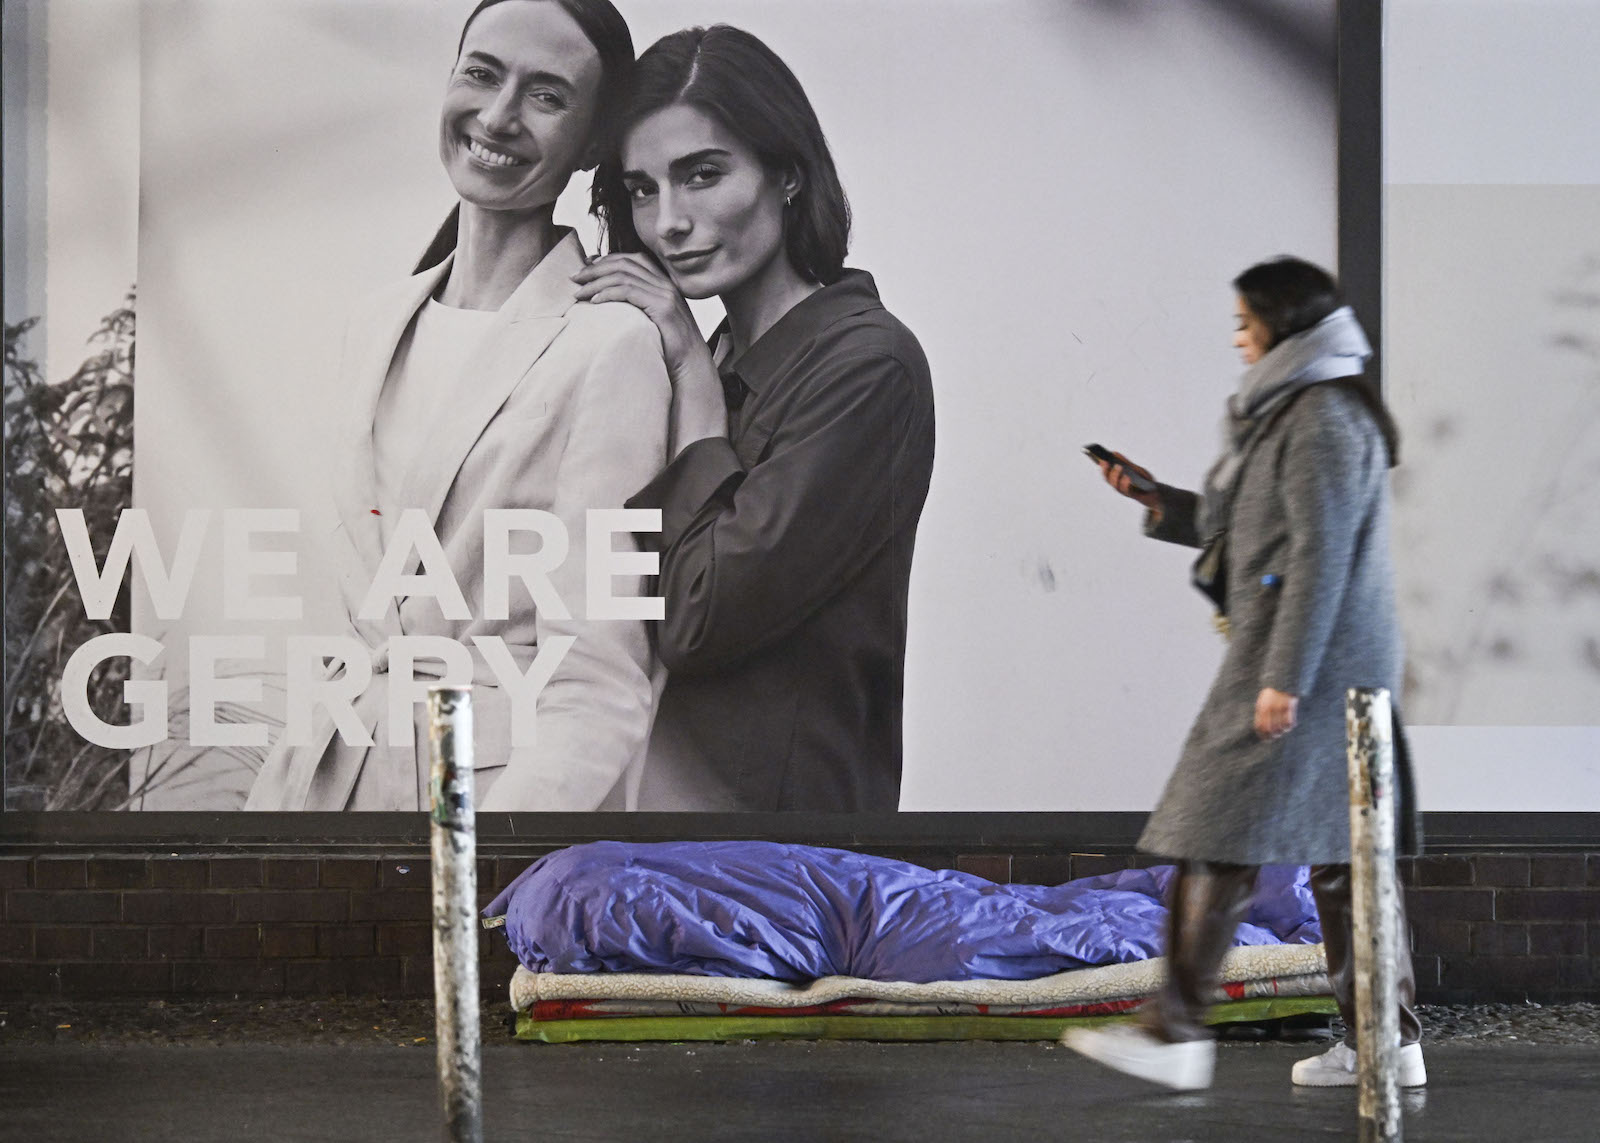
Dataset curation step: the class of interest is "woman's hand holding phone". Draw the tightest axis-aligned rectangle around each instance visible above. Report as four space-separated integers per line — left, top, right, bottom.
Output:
1084 444 1161 510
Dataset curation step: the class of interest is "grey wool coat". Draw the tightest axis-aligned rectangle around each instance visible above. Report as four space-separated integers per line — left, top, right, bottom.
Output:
1136 381 1415 865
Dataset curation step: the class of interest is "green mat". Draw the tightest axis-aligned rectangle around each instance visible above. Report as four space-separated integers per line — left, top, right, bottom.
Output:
514 995 1337 1043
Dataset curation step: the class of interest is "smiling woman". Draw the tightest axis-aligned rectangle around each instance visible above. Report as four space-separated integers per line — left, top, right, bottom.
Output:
242 0 674 814
438 5 599 242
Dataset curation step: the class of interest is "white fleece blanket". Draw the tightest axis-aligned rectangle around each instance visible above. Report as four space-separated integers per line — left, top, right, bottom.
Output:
511 941 1329 1013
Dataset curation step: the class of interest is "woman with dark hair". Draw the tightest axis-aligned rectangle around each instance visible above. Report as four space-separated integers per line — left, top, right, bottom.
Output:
572 25 936 812
248 0 671 813
1064 257 1423 1090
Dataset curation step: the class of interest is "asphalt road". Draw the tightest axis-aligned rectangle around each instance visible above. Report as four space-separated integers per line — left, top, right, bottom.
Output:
4 1040 1599 1142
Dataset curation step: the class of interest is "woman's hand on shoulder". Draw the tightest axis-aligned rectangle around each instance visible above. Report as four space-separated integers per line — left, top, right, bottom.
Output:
573 253 726 454
573 254 706 384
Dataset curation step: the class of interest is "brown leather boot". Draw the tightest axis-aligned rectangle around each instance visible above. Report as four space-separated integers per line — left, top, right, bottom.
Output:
1309 863 1422 1046
1141 860 1260 1042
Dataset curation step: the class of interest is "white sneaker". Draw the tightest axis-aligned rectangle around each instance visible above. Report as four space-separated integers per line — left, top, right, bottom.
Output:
1061 1023 1216 1091
1291 1041 1427 1087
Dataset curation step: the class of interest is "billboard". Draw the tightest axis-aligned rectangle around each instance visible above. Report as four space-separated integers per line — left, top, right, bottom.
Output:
1383 0 1600 811
3 0 1338 814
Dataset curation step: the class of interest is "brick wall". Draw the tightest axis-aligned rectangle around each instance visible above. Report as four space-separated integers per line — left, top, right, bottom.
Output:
3 849 1597 1003
0 855 521 999
1405 853 1600 1003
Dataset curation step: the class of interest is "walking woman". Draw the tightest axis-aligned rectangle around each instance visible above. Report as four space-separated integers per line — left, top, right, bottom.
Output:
573 25 936 811
1065 257 1423 1089
248 0 671 812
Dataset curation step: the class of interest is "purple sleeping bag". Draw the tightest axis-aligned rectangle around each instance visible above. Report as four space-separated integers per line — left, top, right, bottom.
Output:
485 840 1321 984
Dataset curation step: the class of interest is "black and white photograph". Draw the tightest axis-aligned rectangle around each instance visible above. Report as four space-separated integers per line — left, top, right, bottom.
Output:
5 0 1342 811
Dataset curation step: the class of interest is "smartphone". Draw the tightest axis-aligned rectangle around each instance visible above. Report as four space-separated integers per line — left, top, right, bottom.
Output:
1083 443 1157 494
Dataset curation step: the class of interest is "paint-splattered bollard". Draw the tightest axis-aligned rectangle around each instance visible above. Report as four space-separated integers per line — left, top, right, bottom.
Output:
1346 686 1402 1143
428 685 482 1143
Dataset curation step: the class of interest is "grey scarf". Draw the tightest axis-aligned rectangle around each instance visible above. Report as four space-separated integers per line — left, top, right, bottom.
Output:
1196 305 1372 541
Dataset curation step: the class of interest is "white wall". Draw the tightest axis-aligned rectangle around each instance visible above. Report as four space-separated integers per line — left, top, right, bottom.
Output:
1386 0 1600 809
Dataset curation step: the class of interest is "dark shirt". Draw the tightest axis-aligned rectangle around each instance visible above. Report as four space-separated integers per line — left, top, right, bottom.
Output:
626 270 936 811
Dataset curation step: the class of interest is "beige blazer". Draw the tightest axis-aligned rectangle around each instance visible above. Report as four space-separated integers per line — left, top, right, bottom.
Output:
246 232 670 811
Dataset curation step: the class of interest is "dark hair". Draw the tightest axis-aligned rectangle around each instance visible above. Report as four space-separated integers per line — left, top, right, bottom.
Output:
591 25 851 286
1232 256 1342 349
415 0 635 273
1235 256 1401 464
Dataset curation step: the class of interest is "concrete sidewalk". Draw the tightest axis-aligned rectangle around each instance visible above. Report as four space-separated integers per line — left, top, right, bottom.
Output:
4 1040 1598 1142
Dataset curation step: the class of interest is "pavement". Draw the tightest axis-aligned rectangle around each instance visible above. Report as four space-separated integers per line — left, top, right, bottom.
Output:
4 1037 1600 1142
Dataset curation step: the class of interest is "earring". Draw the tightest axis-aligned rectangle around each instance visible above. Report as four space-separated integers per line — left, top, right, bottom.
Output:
784 191 795 207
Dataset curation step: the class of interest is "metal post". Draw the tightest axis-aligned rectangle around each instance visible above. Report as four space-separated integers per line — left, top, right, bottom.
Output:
428 685 482 1143
1346 687 1402 1143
